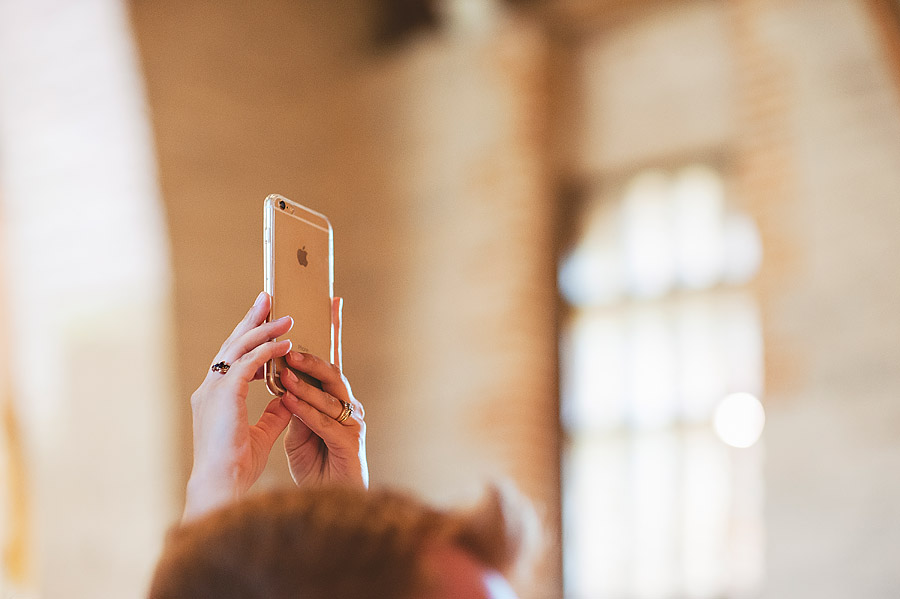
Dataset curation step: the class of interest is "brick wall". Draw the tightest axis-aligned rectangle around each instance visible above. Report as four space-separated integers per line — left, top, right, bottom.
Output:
729 0 900 596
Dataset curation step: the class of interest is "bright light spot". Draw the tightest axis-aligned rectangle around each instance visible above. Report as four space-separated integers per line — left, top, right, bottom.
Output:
672 165 725 289
723 213 763 285
623 171 676 298
713 393 765 448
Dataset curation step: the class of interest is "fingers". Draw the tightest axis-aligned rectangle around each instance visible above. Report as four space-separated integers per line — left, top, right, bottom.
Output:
220 291 270 352
220 315 292 364
280 367 344 420
282 390 363 442
280 363 365 434
228 339 292 381
285 350 362 416
286 351 343 392
332 296 343 372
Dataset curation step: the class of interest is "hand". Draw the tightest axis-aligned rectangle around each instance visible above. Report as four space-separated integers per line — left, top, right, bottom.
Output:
282 297 369 489
183 292 294 522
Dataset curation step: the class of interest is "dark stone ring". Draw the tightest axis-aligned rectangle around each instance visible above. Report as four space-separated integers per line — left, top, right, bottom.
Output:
211 361 231 374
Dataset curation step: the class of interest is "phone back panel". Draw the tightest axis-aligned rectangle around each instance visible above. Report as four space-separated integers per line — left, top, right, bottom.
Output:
264 194 333 394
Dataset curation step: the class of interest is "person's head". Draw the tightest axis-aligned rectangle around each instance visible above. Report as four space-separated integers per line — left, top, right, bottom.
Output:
149 485 536 599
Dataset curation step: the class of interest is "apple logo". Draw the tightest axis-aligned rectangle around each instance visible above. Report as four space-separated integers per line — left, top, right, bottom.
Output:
297 246 308 267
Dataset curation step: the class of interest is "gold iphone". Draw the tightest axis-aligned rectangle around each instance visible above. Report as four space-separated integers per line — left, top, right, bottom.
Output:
263 194 334 395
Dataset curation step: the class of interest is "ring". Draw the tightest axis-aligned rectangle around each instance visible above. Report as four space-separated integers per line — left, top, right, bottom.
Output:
336 400 353 424
211 361 231 374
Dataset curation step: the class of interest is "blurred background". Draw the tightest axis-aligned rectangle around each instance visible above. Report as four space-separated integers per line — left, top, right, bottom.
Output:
1 0 900 597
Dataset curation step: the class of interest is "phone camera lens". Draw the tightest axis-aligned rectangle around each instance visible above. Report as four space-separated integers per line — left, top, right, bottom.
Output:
279 200 286 210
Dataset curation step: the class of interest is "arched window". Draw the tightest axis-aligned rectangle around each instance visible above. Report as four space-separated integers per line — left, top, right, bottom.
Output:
560 164 765 598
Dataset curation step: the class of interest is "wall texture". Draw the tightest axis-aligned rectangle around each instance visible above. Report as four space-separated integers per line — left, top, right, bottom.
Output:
730 0 900 596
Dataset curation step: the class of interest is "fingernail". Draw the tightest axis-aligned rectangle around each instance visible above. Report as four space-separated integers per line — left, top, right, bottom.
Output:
290 351 304 362
253 291 266 307
276 315 292 324
284 368 298 382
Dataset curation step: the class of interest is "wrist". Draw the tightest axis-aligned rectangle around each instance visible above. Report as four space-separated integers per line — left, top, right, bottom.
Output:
182 469 243 523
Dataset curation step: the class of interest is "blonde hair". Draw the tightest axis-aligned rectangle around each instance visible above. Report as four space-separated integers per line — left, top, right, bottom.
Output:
148 485 537 599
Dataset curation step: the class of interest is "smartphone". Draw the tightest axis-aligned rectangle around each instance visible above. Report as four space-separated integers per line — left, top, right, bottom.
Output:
263 194 334 395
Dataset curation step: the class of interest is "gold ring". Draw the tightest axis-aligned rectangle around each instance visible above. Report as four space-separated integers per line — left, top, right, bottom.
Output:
211 361 231 374
336 400 353 424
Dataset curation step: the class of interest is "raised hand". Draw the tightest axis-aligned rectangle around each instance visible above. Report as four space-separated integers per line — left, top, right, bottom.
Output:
183 292 293 522
282 297 368 489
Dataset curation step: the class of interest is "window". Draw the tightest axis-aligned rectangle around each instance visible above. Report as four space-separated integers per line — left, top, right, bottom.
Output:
560 165 765 598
